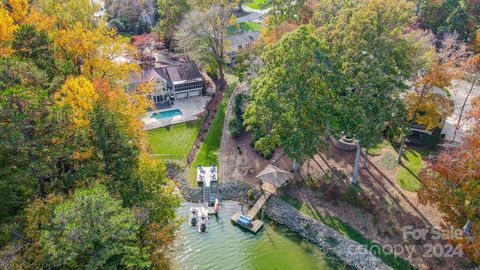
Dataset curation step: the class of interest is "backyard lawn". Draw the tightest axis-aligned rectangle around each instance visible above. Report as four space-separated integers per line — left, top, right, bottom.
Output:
146 120 201 160
245 0 267 9
396 149 424 192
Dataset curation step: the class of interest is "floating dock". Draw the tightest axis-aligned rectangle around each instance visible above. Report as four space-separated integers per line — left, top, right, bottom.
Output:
231 182 277 234
230 211 265 234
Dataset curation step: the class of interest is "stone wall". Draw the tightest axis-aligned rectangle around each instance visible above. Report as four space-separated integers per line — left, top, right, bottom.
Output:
264 197 392 270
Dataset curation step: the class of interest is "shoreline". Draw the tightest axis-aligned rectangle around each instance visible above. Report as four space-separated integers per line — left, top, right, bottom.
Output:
168 162 392 270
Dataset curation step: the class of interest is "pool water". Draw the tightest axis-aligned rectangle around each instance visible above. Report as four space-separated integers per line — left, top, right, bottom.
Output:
174 201 347 270
152 109 182 119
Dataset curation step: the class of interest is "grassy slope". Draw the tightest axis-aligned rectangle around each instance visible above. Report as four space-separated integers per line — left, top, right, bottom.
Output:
282 195 417 270
245 0 267 9
396 150 424 192
146 120 201 160
187 82 236 184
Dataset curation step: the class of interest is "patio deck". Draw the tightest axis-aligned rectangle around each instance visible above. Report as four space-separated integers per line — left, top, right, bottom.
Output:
143 96 211 130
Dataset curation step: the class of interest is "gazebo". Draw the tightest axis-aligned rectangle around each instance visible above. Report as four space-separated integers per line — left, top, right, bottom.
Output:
256 165 294 194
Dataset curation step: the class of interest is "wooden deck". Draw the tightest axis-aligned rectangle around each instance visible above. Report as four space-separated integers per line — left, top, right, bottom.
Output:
230 181 277 234
247 193 271 218
231 211 264 234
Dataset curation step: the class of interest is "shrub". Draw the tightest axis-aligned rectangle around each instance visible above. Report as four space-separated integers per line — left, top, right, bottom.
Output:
420 127 442 149
341 185 374 212
378 151 398 170
247 188 255 201
228 117 243 138
229 93 247 139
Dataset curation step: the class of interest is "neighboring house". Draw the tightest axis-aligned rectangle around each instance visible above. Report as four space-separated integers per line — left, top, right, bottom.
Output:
128 62 204 104
227 31 260 66
407 86 452 146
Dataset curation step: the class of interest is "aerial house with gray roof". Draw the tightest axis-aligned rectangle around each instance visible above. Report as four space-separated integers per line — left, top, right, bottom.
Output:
128 62 204 104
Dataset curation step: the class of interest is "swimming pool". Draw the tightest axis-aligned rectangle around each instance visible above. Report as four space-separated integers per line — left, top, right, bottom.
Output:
152 109 182 119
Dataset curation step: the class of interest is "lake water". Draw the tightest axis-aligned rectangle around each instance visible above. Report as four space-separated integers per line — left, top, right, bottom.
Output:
174 201 347 270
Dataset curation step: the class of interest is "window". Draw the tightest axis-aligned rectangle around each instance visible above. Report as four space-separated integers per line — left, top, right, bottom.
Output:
152 95 165 103
174 81 202 92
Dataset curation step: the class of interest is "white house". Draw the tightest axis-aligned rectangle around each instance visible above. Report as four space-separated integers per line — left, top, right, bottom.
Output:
128 62 204 104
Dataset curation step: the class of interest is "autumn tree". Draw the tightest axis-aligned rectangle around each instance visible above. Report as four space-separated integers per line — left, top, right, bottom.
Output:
175 0 238 89
105 0 156 34
0 4 17 57
131 32 163 64
398 33 464 160
418 97 480 264
0 3 180 269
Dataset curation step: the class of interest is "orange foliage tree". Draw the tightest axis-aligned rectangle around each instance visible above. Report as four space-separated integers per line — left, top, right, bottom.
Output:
418 97 480 264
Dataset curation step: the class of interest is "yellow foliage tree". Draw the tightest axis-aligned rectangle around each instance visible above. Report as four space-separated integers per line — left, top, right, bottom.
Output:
406 62 456 130
0 5 17 57
93 78 151 150
24 9 56 31
55 76 99 128
259 18 299 45
8 0 28 23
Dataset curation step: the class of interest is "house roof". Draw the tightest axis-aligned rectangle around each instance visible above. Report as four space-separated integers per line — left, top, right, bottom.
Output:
128 69 162 85
230 31 260 51
154 62 202 83
129 62 202 85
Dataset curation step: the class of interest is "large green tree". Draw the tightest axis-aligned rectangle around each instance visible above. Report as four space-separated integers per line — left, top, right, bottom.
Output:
40 184 150 269
244 25 332 166
314 0 417 183
156 0 190 43
420 0 474 41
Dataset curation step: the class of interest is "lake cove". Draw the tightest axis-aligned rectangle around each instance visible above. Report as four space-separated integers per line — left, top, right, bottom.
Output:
174 201 347 270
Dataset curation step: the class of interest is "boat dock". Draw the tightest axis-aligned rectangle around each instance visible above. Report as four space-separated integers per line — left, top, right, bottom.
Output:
197 165 218 214
230 211 265 233
231 182 277 233
231 165 293 234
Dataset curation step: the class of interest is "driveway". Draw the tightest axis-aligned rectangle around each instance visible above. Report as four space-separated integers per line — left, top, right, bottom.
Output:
442 79 480 142
236 5 269 23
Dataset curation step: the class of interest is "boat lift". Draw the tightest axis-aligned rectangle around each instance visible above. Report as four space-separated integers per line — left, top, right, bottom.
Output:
197 165 219 215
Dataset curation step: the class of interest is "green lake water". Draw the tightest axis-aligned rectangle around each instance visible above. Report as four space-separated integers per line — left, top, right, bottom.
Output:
174 201 347 270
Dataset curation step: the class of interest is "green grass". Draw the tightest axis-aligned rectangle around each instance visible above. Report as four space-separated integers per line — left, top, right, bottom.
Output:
227 22 262 36
188 82 236 184
245 0 267 9
396 150 424 192
282 195 417 270
146 120 201 160
368 140 393 156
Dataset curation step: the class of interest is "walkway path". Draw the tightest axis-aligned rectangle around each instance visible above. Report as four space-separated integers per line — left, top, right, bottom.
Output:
442 79 480 142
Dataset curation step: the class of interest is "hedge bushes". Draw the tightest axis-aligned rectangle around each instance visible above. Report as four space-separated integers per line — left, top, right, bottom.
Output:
228 93 247 138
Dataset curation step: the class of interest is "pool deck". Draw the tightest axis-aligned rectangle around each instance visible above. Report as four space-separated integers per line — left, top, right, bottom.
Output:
143 96 212 130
